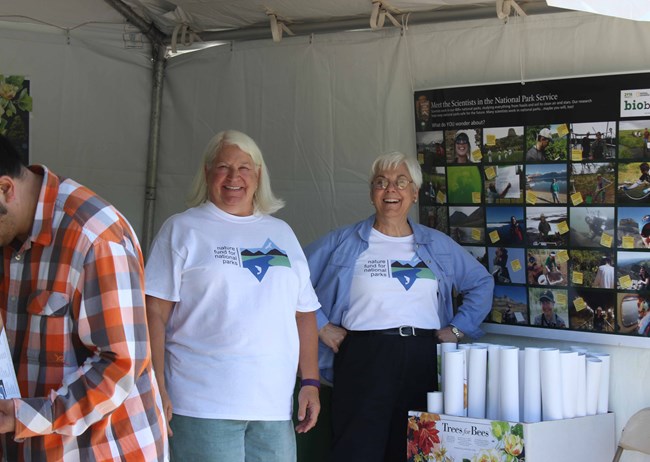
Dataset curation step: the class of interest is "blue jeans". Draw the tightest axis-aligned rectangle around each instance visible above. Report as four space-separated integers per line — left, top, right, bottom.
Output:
169 415 296 462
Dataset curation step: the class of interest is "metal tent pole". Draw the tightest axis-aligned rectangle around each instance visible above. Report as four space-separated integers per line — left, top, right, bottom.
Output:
103 0 167 257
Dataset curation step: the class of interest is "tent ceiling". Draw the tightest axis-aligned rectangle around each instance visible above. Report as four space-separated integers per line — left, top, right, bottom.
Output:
2 0 557 43
124 0 509 32
1 0 124 29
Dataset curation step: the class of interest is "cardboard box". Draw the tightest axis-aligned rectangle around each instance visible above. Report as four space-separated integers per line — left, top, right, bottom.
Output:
407 411 615 462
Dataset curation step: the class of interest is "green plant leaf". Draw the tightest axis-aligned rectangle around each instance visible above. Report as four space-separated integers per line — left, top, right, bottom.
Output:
511 423 524 438
491 420 510 440
6 76 24 87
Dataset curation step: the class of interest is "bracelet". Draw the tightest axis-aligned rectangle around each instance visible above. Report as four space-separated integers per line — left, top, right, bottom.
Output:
301 378 321 389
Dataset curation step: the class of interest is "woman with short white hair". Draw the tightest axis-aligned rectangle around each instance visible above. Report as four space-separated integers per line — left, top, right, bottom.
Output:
305 151 493 461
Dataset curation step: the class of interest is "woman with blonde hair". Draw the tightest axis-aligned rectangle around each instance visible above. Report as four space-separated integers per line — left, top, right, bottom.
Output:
146 130 321 461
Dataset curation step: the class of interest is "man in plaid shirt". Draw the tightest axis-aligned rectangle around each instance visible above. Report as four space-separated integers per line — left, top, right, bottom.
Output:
0 135 168 461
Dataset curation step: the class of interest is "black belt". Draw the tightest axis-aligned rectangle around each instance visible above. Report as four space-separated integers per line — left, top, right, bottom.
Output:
347 326 438 337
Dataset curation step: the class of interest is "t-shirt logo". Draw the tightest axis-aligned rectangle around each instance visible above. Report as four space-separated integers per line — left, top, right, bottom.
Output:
390 257 435 290
240 238 291 281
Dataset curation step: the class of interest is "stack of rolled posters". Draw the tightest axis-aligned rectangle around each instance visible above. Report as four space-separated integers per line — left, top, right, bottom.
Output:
438 343 610 422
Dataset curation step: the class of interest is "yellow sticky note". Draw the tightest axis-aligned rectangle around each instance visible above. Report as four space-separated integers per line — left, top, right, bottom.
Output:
471 228 481 241
555 292 567 305
600 233 613 248
486 134 496 146
558 221 569 234
472 149 483 162
574 297 587 311
619 275 633 289
485 166 497 180
526 191 537 204
418 152 425 164
573 271 584 284
472 191 481 203
511 259 522 272
622 236 635 249
557 250 569 264
571 192 584 206
571 149 583 161
489 230 500 243
436 191 446 204
492 310 503 323
557 124 569 137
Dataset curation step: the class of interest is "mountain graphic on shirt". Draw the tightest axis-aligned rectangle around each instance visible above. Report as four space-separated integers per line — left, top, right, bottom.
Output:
391 257 435 290
240 239 291 281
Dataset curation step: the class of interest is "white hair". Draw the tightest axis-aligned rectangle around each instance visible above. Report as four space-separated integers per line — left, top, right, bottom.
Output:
187 130 285 215
369 151 422 189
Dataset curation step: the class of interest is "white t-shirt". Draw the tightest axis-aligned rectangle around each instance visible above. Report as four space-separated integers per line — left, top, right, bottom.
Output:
145 202 320 420
343 229 440 330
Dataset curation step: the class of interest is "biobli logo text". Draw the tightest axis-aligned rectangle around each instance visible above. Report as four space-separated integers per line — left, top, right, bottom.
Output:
621 89 650 117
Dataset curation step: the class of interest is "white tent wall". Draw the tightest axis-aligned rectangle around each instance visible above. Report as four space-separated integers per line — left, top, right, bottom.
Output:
158 29 415 242
0 20 153 235
159 11 650 459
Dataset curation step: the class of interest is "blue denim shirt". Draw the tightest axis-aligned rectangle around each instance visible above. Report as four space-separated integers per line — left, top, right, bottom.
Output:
304 215 494 383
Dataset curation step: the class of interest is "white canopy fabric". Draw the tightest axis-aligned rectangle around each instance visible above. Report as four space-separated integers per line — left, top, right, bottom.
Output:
1 1 518 34
5 0 643 44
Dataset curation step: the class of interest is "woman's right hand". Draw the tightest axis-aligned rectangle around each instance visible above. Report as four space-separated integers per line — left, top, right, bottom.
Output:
159 385 174 437
319 323 348 353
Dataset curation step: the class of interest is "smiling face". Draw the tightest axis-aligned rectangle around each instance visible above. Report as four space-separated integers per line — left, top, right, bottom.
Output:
455 138 469 161
205 144 260 216
541 299 554 318
538 137 550 151
370 162 417 223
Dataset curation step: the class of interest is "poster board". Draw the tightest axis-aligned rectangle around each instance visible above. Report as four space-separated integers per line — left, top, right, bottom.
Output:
414 72 650 344
0 74 31 163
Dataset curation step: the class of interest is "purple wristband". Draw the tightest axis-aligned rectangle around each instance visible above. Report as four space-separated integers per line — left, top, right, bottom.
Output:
301 378 321 389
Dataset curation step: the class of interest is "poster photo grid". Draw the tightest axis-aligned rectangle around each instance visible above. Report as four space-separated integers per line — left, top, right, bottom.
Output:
415 73 650 338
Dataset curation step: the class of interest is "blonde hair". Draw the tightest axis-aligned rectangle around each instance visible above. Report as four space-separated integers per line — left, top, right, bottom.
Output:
187 130 285 215
369 151 422 189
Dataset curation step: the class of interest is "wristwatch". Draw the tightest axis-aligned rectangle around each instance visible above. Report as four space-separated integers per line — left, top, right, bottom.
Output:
450 325 462 339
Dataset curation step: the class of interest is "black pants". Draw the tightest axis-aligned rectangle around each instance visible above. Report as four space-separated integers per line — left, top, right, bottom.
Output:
330 334 438 462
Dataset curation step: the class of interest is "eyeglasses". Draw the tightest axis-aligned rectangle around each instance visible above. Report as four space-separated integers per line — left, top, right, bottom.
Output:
455 140 469 145
371 176 414 190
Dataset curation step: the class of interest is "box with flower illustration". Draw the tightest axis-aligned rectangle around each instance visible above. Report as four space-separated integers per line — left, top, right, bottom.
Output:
407 411 615 462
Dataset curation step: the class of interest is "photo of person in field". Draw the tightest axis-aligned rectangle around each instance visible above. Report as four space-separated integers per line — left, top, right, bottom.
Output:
569 162 615 204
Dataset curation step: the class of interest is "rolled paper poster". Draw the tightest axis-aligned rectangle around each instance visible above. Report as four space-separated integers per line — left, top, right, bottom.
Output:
523 347 542 423
498 346 520 422
575 353 587 417
443 350 465 416
467 346 487 418
427 391 444 414
585 357 602 416
486 344 501 420
560 350 578 419
540 348 563 421
590 352 610 414
439 342 458 392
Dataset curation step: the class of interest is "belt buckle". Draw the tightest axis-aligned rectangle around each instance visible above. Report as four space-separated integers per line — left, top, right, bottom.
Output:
399 325 415 337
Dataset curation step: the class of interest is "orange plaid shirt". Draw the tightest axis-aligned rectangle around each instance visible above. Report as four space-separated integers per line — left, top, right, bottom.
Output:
0 166 168 461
